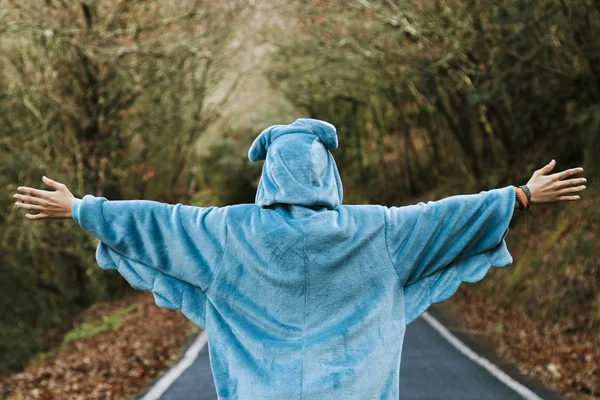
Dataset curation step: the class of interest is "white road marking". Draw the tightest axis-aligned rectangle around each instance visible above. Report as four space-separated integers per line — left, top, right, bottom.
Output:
422 312 545 400
140 330 208 400
140 313 544 400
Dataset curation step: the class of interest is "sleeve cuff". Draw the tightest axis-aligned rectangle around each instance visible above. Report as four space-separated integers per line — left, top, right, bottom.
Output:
499 185 516 241
71 197 82 226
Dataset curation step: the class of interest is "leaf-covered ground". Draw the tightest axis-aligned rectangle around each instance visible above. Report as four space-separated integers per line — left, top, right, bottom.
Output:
0 292 197 400
448 288 599 399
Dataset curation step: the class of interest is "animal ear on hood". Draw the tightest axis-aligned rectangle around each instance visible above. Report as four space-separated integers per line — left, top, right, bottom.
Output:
295 118 338 151
248 124 281 162
248 119 338 162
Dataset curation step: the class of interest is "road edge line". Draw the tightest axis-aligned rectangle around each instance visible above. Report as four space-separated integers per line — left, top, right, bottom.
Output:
140 330 208 400
421 311 544 400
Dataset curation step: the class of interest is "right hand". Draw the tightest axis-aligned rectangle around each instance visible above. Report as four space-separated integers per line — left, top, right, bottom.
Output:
525 160 587 204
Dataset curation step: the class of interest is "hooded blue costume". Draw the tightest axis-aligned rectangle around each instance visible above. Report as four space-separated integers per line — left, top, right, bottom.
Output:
71 118 516 399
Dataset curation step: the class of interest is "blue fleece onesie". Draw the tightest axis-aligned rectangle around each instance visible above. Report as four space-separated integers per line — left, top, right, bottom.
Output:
71 118 516 399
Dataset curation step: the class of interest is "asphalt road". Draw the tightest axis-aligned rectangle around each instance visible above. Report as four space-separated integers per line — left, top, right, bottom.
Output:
141 315 561 400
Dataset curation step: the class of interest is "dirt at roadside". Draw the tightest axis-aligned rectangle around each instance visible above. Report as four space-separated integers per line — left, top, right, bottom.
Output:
0 292 197 400
443 288 599 400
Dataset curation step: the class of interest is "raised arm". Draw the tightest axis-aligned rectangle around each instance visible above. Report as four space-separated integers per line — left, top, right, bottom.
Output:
70 195 228 290
385 186 516 287
14 177 229 290
13 177 229 329
383 160 586 324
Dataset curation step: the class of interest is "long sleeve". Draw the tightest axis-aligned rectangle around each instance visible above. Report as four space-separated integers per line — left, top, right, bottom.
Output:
384 186 516 325
71 195 229 329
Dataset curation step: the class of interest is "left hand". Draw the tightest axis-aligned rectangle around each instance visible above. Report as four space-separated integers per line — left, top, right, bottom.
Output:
13 176 75 220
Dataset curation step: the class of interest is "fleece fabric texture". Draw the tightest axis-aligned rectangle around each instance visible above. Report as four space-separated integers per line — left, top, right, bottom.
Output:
71 118 516 400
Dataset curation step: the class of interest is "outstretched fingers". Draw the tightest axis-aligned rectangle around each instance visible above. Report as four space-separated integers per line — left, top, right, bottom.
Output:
13 193 48 205
14 176 74 220
15 202 45 211
558 195 580 202
527 161 587 204
16 186 52 199
555 177 587 189
552 167 584 181
557 185 586 195
25 212 49 220
553 167 586 201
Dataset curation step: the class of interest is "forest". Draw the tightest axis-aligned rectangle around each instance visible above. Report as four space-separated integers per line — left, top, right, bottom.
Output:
1 0 598 396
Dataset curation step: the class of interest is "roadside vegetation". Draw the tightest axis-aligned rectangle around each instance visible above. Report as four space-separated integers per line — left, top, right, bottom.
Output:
1 0 597 398
0 293 196 400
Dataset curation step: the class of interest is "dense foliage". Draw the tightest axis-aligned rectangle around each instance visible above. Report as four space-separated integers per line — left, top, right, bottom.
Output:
265 0 600 204
0 0 247 373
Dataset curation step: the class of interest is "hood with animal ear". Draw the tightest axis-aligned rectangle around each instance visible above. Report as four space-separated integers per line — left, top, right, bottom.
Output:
248 118 343 209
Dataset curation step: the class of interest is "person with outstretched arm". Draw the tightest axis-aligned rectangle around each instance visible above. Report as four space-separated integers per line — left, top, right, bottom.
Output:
13 119 587 400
